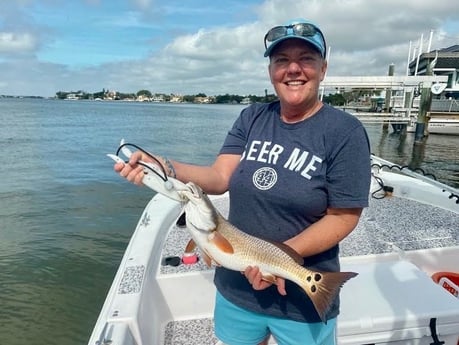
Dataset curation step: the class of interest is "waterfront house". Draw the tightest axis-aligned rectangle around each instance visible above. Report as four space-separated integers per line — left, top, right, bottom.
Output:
409 45 459 100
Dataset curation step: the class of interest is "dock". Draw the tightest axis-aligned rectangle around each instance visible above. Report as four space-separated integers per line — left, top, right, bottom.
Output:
348 112 411 124
322 75 449 126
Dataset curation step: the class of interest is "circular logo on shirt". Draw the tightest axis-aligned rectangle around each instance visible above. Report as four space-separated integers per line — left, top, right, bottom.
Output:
252 167 277 190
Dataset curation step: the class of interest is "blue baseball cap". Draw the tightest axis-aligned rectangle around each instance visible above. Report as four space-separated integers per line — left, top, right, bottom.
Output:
263 19 326 58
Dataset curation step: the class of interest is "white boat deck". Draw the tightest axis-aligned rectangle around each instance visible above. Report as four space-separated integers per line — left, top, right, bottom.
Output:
88 158 459 345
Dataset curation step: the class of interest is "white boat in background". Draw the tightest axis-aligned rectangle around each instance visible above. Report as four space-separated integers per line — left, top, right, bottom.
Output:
88 155 459 345
406 112 459 136
427 117 459 135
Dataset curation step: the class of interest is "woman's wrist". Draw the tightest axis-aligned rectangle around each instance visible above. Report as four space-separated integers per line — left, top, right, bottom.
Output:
156 155 176 178
162 157 176 178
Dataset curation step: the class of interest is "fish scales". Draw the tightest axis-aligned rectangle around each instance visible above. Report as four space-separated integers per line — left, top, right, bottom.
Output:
180 182 358 322
215 214 307 276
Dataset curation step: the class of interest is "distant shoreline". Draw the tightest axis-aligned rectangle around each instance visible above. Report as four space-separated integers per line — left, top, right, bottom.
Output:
0 95 46 99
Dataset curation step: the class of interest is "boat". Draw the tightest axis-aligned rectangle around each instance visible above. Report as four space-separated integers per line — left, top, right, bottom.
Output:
407 114 459 135
88 154 459 345
426 116 459 135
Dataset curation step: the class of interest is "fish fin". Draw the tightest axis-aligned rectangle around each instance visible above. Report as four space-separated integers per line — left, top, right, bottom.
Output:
212 258 222 267
203 251 213 267
261 273 277 285
208 232 234 254
300 271 358 322
267 240 304 265
184 239 197 253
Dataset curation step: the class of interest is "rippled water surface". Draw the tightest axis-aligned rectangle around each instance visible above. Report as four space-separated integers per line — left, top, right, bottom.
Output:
0 98 457 345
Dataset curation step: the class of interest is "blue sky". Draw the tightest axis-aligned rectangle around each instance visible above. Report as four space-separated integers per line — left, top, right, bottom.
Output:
1 0 459 97
32 1 258 67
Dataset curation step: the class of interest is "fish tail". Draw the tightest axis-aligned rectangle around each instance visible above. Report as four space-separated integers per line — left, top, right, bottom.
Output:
299 271 357 322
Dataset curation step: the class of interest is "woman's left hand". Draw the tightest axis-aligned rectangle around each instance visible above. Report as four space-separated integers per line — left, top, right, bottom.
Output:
244 266 287 296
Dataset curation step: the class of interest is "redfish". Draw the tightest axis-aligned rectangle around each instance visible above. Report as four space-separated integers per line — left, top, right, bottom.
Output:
179 182 357 322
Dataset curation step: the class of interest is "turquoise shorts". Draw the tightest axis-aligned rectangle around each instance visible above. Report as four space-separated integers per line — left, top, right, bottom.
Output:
214 291 337 345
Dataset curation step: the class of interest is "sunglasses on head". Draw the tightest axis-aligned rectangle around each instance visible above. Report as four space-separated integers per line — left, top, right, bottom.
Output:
264 23 326 54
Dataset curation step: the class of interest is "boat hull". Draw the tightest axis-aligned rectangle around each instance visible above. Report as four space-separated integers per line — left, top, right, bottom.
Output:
406 117 459 135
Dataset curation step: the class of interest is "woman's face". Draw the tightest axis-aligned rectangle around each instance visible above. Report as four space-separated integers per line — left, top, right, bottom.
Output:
268 39 327 109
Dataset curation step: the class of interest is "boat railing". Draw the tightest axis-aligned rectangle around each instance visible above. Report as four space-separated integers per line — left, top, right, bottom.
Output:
371 155 459 209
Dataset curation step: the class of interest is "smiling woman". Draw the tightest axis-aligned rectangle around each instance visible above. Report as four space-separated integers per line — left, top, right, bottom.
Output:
112 17 371 345
268 39 327 123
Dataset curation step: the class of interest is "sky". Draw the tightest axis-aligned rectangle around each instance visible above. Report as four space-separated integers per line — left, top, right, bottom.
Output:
1 0 459 97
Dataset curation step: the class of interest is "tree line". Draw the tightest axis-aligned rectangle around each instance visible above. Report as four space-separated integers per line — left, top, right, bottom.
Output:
54 89 279 104
55 88 376 106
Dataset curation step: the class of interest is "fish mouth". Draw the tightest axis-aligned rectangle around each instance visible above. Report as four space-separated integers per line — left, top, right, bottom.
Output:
181 182 217 232
188 182 201 194
179 182 205 206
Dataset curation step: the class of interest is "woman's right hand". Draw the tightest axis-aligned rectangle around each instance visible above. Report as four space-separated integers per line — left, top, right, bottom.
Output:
114 151 152 186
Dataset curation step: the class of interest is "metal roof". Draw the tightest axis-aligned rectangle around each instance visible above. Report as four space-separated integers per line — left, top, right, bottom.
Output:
409 45 459 73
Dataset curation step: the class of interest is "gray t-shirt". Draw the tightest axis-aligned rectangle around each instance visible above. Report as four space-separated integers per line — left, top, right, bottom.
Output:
214 101 371 323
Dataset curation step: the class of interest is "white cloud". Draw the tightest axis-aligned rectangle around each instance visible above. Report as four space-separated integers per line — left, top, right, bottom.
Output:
0 32 38 53
1 0 459 97
163 23 263 60
130 0 153 11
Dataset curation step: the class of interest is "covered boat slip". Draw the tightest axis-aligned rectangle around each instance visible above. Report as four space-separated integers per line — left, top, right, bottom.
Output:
88 162 459 345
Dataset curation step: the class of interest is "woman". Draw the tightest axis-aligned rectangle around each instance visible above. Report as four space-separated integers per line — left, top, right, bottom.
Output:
115 19 370 345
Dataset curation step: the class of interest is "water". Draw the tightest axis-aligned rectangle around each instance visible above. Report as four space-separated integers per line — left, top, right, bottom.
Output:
0 98 458 345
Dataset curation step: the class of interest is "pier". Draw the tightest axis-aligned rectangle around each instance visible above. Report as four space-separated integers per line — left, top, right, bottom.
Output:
347 112 411 124
321 75 449 127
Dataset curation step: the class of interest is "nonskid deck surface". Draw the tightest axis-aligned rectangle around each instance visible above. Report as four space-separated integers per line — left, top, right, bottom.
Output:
342 196 458 256
164 319 217 345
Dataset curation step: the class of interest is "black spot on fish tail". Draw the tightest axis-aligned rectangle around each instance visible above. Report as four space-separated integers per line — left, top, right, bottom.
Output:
300 271 358 323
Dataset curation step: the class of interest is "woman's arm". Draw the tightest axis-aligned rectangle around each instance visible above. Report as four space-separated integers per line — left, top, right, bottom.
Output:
284 207 362 257
245 207 362 295
114 152 241 195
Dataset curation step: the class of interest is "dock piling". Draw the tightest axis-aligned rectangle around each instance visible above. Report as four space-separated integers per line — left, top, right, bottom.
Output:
414 85 433 142
383 64 395 131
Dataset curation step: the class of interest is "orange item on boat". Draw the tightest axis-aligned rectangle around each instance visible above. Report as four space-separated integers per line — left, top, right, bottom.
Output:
431 271 459 298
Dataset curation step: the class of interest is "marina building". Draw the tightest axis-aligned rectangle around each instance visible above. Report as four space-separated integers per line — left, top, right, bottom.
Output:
408 45 459 100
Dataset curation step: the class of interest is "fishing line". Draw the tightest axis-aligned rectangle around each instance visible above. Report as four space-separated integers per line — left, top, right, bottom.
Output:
116 142 169 182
